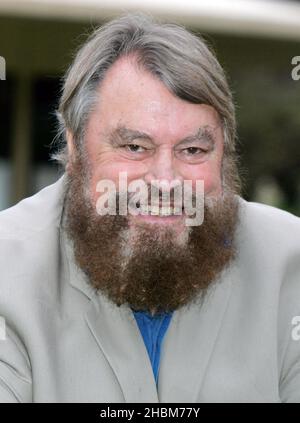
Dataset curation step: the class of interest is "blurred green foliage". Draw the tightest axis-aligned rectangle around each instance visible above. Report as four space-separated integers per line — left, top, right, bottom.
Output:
235 69 300 215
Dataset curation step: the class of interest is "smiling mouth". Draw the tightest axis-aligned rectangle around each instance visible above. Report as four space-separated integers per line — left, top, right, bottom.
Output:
138 204 183 216
128 200 184 217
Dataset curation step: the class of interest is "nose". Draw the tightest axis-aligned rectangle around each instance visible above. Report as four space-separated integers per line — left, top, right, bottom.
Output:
144 147 183 186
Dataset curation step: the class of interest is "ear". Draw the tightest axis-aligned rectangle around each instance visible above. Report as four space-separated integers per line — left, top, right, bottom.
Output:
66 129 75 173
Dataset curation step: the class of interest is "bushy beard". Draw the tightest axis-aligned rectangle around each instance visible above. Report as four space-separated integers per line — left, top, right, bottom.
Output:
62 157 240 315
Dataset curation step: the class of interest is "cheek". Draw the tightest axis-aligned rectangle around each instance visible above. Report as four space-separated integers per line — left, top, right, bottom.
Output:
88 158 149 205
181 162 222 195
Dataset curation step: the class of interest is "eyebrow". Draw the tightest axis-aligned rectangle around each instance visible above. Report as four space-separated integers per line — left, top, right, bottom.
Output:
109 124 216 147
176 126 216 148
109 126 152 146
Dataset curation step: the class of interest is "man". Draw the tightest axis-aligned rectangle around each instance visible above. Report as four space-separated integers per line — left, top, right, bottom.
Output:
0 13 300 403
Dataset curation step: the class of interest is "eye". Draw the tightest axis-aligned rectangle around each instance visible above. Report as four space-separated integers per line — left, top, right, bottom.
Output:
185 147 202 155
174 145 210 164
183 147 207 156
125 144 146 153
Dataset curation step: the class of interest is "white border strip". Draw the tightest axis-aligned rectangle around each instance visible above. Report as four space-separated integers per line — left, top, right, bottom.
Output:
0 0 300 40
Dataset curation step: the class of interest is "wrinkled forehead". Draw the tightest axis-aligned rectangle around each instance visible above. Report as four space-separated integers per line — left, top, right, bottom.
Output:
89 56 223 146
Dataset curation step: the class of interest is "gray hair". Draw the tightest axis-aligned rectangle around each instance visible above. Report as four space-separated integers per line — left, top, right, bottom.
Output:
52 13 240 192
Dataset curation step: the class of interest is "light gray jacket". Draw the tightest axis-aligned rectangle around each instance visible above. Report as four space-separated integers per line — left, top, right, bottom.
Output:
0 176 300 403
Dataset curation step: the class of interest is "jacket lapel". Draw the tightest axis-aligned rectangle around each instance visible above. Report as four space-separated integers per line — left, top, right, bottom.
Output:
85 295 159 402
61 228 159 402
157 263 237 402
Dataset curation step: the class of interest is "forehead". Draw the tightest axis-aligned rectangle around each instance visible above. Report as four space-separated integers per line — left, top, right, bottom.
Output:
91 56 222 142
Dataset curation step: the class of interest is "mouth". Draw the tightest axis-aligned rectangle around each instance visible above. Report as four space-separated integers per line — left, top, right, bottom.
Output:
128 202 186 226
138 204 183 217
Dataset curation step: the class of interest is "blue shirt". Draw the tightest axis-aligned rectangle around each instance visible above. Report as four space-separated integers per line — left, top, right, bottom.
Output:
133 310 173 384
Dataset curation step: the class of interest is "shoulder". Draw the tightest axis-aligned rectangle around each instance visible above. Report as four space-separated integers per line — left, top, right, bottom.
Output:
237 197 300 253
0 175 67 306
234 197 300 302
239 197 300 229
0 175 66 241
235 200 300 401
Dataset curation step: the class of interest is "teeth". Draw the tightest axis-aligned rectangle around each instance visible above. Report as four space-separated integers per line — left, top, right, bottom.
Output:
140 205 150 214
150 205 160 215
139 205 182 216
160 207 177 216
160 207 173 216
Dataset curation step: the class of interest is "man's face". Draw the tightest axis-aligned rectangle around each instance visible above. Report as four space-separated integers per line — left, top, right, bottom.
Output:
65 56 239 314
82 56 224 235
